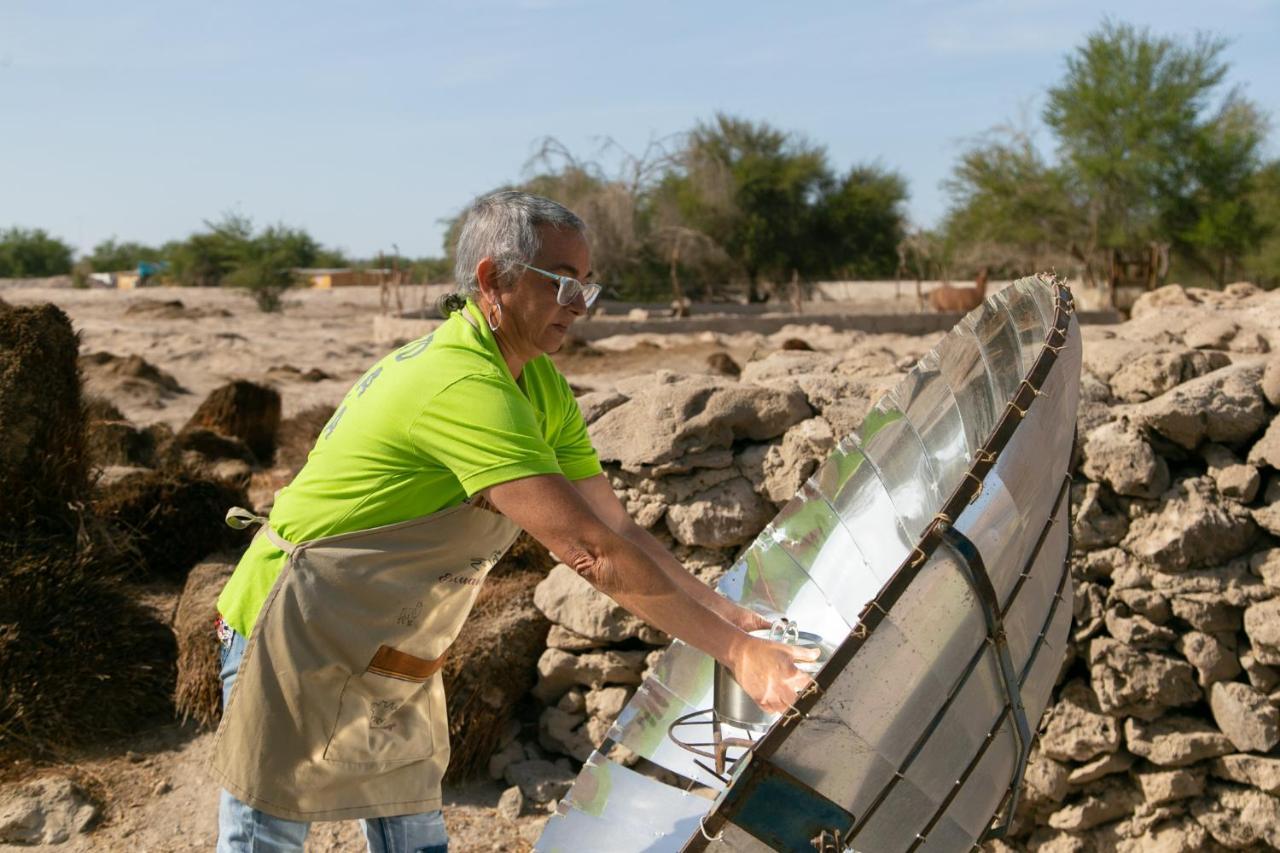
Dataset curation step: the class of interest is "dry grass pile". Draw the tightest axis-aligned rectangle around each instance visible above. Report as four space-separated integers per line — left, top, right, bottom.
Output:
94 470 249 582
442 570 550 781
173 558 236 729
0 539 177 759
273 403 335 475
182 380 281 462
0 303 87 533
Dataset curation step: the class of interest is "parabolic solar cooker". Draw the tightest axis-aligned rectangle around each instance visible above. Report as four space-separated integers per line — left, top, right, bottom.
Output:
536 275 1082 852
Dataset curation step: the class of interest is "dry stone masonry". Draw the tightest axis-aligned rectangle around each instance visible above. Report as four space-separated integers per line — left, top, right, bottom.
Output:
518 284 1280 848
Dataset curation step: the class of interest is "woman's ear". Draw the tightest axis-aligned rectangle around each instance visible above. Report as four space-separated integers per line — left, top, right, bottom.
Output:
476 257 501 306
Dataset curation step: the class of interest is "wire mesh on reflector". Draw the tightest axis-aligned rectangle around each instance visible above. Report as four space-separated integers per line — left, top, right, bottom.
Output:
536 275 1081 852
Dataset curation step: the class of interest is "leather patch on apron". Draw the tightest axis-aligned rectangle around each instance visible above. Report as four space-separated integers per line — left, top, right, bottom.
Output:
366 645 445 682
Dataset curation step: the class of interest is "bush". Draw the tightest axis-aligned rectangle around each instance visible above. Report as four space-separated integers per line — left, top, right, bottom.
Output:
0 227 74 278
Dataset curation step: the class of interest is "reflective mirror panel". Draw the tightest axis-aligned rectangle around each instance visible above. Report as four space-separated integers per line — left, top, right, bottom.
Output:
854 402 941 540
935 323 1000 455
814 442 914 581
889 353 972 503
970 300 1026 408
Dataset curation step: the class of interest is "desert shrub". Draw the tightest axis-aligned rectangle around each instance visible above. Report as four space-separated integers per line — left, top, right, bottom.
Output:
173 558 236 729
273 403 335 475
0 303 87 533
93 470 250 581
442 570 550 781
182 380 281 463
0 538 177 758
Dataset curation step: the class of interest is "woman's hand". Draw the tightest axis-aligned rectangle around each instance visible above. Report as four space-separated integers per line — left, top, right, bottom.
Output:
729 607 774 634
729 634 820 714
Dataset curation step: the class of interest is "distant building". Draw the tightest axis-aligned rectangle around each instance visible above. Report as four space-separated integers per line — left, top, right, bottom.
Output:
295 268 392 288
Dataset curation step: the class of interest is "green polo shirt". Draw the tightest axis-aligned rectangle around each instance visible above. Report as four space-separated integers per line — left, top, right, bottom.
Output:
217 300 601 637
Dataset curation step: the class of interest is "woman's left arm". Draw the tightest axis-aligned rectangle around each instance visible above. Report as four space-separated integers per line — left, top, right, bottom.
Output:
569 474 770 634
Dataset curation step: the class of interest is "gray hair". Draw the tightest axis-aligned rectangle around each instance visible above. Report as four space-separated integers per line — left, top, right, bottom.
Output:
442 190 586 315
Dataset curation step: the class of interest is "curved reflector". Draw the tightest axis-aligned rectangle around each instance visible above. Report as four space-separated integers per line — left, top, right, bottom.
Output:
537 275 1081 852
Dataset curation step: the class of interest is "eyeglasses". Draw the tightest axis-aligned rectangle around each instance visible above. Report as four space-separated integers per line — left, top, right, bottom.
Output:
517 262 602 308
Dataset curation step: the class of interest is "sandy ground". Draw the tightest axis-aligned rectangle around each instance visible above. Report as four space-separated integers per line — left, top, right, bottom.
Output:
0 280 999 851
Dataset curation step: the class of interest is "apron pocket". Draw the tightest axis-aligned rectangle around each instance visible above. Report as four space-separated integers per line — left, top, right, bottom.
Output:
322 645 443 766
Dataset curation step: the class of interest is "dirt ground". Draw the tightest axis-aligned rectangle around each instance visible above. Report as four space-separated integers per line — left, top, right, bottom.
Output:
0 280 979 851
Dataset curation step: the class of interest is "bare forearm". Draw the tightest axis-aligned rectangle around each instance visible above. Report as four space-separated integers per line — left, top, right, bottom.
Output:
618 522 762 631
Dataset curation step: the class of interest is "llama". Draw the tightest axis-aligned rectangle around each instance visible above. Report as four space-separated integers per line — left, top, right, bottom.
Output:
928 268 988 313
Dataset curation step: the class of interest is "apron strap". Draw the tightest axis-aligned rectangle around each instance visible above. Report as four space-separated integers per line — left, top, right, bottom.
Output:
225 506 298 556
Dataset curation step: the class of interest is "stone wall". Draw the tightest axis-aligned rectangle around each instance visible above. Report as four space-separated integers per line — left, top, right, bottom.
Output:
509 283 1280 850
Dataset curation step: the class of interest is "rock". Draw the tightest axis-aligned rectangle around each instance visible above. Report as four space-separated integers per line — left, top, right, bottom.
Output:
532 648 648 702
705 352 741 378
1072 483 1129 551
497 785 524 821
1089 638 1200 719
1208 681 1280 752
1104 603 1175 648
556 689 585 715
534 565 665 645
1023 749 1071 808
488 739 525 781
1253 548 1280 591
1149 557 1269 607
1253 500 1280 537
664 476 775 548
1247 418 1280 470
1213 463 1261 503
1240 648 1280 692
1108 349 1229 403
1244 597 1280 665
1040 680 1122 762
1047 777 1139 831
585 686 632 722
1124 715 1234 767
538 706 592 762
1121 477 1257 573
1183 316 1239 351
737 417 836 504
1072 582 1106 642
1189 783 1280 849
1168 593 1241 632
1113 588 1171 624
1133 766 1205 805
1081 421 1170 499
1129 283 1199 319
589 373 810 472
1262 356 1280 407
545 624 604 651
504 759 575 804
0 775 98 844
576 390 628 425
1067 750 1133 785
1110 816 1211 853
1130 360 1267 450
1210 754 1280 794
1176 631 1241 687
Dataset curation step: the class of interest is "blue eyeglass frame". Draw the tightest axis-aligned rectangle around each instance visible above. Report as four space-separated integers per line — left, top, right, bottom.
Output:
517 262 602 308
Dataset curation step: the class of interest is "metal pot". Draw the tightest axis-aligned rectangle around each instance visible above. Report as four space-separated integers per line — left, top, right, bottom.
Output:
714 621 830 732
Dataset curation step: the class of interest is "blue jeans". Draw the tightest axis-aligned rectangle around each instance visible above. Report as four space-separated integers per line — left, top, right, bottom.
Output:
216 628 449 853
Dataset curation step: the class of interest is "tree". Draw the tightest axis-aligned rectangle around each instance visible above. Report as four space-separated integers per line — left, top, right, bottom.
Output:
1243 160 1280 288
0 228 74 277
1043 20 1265 286
668 115 831 301
87 238 163 273
942 127 1080 276
812 165 909 279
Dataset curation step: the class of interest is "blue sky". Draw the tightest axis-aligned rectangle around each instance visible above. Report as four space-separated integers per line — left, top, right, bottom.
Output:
1 1 1277 258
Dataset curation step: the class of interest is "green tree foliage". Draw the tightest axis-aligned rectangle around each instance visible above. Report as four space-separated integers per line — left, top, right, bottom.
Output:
942 128 1079 275
0 228 74 277
1243 161 1280 288
86 238 163 273
947 20 1270 288
440 116 906 302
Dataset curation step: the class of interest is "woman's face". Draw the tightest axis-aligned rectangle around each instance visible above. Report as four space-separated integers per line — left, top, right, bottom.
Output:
499 225 593 357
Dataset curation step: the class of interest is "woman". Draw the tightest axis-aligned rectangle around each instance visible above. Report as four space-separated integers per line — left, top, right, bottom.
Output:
211 191 816 852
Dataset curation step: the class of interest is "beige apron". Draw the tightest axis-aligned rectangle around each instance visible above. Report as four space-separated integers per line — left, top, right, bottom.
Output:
210 502 521 822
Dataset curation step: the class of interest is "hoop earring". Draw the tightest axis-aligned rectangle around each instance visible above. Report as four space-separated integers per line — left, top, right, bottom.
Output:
487 301 503 332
